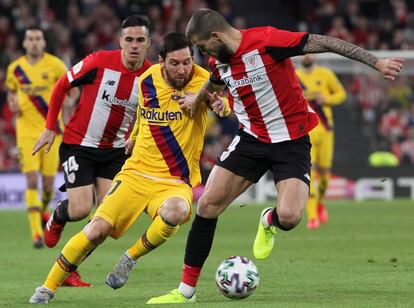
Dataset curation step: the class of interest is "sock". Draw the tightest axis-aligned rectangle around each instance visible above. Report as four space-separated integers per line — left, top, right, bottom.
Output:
317 173 329 204
179 265 201 298
264 208 295 231
127 215 179 260
260 208 273 228
44 231 95 293
42 191 53 213
25 189 43 240
307 170 318 220
180 214 217 292
53 199 70 225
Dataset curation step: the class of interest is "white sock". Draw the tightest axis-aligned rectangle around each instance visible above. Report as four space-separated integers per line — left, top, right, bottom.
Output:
178 282 195 299
261 208 273 228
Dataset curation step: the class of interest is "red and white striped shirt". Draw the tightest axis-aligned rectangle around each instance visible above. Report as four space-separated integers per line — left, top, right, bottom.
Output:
209 26 318 143
46 50 151 148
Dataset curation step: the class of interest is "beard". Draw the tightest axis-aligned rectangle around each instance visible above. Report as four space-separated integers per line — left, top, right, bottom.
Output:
165 67 193 90
216 44 233 63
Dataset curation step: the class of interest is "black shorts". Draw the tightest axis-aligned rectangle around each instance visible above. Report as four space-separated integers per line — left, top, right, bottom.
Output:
59 142 128 189
216 130 311 186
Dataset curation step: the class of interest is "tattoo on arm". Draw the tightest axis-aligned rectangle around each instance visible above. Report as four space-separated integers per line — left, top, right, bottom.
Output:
303 34 378 69
196 80 225 103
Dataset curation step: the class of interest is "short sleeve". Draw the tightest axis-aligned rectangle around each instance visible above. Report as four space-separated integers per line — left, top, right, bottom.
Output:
66 52 99 87
265 26 309 61
5 63 18 91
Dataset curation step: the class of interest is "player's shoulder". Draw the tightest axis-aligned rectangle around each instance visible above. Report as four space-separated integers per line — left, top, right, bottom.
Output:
7 55 25 69
142 63 160 76
193 64 210 79
315 65 335 75
138 63 161 84
43 52 65 66
88 49 121 62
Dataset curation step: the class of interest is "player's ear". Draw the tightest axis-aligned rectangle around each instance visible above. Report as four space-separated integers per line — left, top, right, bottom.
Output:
158 55 164 67
211 32 221 42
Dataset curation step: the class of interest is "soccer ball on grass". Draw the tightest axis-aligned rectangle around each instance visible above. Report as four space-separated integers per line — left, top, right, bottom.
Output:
215 256 259 299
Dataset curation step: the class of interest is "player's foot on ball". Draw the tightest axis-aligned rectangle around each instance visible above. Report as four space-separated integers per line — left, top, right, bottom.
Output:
317 203 328 224
307 218 320 230
147 289 196 304
32 235 44 249
253 207 277 260
106 252 137 289
62 271 93 287
29 286 54 304
44 213 65 248
41 211 51 229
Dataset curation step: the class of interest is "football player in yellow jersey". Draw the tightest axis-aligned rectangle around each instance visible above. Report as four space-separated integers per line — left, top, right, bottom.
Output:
296 54 347 229
5 26 75 248
29 32 230 304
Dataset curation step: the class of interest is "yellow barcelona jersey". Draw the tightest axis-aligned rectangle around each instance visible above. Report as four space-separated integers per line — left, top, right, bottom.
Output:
5 53 67 138
296 65 346 130
123 64 212 187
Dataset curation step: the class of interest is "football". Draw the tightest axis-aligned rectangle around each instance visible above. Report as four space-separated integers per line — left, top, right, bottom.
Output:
215 256 260 299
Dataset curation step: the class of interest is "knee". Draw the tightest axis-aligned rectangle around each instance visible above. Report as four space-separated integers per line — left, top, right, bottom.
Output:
197 190 225 218
68 199 93 220
159 200 190 225
83 218 112 245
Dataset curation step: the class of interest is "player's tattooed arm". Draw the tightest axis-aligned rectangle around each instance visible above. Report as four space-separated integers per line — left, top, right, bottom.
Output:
303 34 378 69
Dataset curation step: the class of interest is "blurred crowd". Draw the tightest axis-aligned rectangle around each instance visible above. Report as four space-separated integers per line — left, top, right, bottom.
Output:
0 0 414 172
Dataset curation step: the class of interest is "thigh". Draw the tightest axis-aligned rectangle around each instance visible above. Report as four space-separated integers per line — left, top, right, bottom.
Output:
95 177 114 205
59 143 95 188
216 133 269 183
17 137 40 173
40 135 62 177
197 165 253 218
95 171 150 239
318 130 334 169
147 181 193 224
269 135 312 187
96 148 128 180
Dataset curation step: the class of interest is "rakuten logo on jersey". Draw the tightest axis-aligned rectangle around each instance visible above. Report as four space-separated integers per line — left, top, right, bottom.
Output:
140 108 183 123
101 90 137 109
223 74 265 89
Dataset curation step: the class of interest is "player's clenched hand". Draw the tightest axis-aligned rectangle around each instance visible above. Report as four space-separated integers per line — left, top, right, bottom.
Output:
206 92 226 117
32 129 56 155
375 58 404 80
178 91 197 117
125 138 135 155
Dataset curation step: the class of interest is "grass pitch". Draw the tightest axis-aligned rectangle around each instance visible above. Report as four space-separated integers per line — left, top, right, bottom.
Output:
0 200 413 307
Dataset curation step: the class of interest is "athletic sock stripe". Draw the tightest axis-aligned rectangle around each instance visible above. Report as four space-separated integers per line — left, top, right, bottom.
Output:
56 253 77 272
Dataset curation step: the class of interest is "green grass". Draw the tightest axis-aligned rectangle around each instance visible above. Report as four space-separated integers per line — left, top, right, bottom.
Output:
0 200 413 307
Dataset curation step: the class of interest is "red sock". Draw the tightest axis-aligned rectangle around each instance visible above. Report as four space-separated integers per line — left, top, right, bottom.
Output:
181 264 202 287
266 209 273 226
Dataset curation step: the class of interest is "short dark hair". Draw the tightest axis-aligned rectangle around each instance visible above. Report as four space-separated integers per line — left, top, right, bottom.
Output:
186 8 231 40
121 15 150 31
159 32 194 59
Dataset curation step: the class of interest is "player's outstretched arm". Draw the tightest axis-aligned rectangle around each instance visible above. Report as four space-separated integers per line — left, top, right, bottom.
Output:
179 80 225 117
32 129 56 155
303 34 404 80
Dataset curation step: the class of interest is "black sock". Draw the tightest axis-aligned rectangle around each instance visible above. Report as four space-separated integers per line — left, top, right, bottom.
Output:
271 208 296 231
184 214 218 267
53 199 71 225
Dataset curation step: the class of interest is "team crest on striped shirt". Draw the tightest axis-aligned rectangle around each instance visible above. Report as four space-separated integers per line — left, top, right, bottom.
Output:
246 55 258 68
